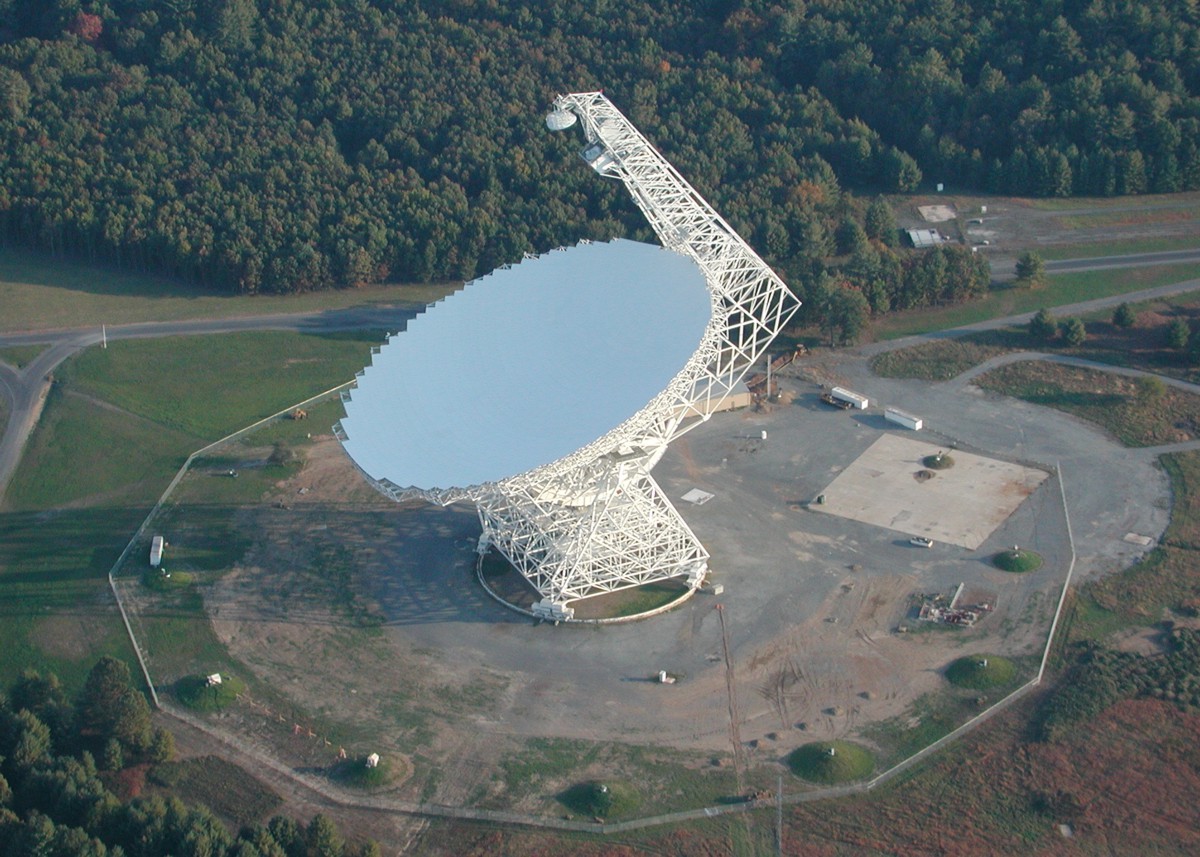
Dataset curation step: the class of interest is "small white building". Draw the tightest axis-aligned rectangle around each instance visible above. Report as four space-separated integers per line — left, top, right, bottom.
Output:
205 673 222 687
366 753 380 769
885 407 924 431
149 536 164 567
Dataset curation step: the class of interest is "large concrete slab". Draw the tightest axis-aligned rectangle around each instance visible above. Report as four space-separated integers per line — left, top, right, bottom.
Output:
810 434 1048 549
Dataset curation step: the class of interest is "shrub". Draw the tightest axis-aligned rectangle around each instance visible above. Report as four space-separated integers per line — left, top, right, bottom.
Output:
923 452 954 470
1029 308 1057 342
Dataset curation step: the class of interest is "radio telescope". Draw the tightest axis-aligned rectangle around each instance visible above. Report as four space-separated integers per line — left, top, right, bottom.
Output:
336 92 798 621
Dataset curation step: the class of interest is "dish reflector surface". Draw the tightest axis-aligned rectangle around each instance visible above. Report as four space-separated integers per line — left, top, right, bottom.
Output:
340 239 712 490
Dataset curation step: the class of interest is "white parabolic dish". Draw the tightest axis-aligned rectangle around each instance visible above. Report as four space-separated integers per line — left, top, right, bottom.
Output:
339 239 712 490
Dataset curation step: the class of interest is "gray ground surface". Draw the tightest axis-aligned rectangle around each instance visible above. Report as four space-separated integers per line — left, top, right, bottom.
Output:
144 344 1173 814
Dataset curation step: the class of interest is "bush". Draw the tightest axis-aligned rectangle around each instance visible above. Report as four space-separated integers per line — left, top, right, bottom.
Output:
923 452 954 470
1061 317 1086 347
1168 318 1191 351
993 548 1043 573
1029 308 1057 342
788 741 874 784
1112 302 1136 328
946 655 1017 689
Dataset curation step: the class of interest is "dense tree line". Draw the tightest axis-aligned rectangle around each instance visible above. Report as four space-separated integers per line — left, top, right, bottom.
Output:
0 2 1181 319
0 657 372 857
753 0 1200 197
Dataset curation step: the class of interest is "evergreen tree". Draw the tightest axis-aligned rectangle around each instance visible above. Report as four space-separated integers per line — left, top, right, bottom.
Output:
1029 308 1057 342
75 658 151 753
1014 251 1046 288
1112 303 1136 329
1062 317 1086 347
1167 318 1190 351
863 197 897 246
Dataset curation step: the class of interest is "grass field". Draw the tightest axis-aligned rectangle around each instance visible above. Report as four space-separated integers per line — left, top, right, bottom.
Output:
873 263 1200 340
0 246 453 332
0 329 382 695
0 344 48 367
974 361 1200 446
870 336 1015 381
1037 236 1200 260
1066 451 1200 640
59 329 384 440
148 756 282 828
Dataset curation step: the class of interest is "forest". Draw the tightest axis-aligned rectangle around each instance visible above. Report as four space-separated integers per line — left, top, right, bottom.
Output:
0 1 1196 316
0 656 374 857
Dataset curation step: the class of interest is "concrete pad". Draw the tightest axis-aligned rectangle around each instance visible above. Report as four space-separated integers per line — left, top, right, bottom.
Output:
917 204 956 222
810 434 1048 550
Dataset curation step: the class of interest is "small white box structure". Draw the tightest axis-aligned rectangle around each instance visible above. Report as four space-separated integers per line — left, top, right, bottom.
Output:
658 670 676 685
149 535 164 567
681 488 715 505
885 407 924 431
830 387 869 410
366 753 380 769
205 673 222 687
708 583 725 595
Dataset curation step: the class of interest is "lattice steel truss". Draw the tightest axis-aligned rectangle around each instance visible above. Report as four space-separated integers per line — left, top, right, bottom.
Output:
340 92 798 620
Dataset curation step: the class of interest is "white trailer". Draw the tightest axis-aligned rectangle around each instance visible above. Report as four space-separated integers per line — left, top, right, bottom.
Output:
885 407 923 431
149 535 164 567
830 386 869 410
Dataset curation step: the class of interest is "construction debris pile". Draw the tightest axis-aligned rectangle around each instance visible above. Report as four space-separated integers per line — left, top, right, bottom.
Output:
916 582 994 627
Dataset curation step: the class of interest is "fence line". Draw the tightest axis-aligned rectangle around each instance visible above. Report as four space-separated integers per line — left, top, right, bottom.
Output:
106 380 357 709
107 395 1081 837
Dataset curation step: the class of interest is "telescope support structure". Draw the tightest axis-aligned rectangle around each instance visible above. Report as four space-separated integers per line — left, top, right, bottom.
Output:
465 92 799 620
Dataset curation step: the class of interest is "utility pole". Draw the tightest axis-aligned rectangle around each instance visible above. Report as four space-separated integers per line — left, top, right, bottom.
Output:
776 772 783 856
716 603 745 797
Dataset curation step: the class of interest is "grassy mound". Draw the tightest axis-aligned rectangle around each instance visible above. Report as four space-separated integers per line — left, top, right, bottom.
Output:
331 755 401 790
557 780 640 819
142 569 194 591
175 674 245 711
922 452 955 470
993 548 1043 573
787 741 874 784
946 655 1018 689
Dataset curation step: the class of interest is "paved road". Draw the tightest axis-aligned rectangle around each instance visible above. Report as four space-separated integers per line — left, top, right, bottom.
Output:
3 250 1200 503
991 248 1200 282
0 304 419 502
859 275 1200 357
1045 248 1200 274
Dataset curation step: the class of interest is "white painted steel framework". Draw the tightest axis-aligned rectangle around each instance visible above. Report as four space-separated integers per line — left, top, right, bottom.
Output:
341 92 798 620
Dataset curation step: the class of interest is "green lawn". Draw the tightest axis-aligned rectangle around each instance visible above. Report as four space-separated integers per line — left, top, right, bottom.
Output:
60 329 384 440
0 344 48 368
1038 236 1200 261
4 386 200 511
0 246 452 332
0 329 384 696
873 263 1200 340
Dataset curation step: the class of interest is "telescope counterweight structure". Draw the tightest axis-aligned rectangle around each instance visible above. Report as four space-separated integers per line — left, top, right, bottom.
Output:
339 92 798 621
